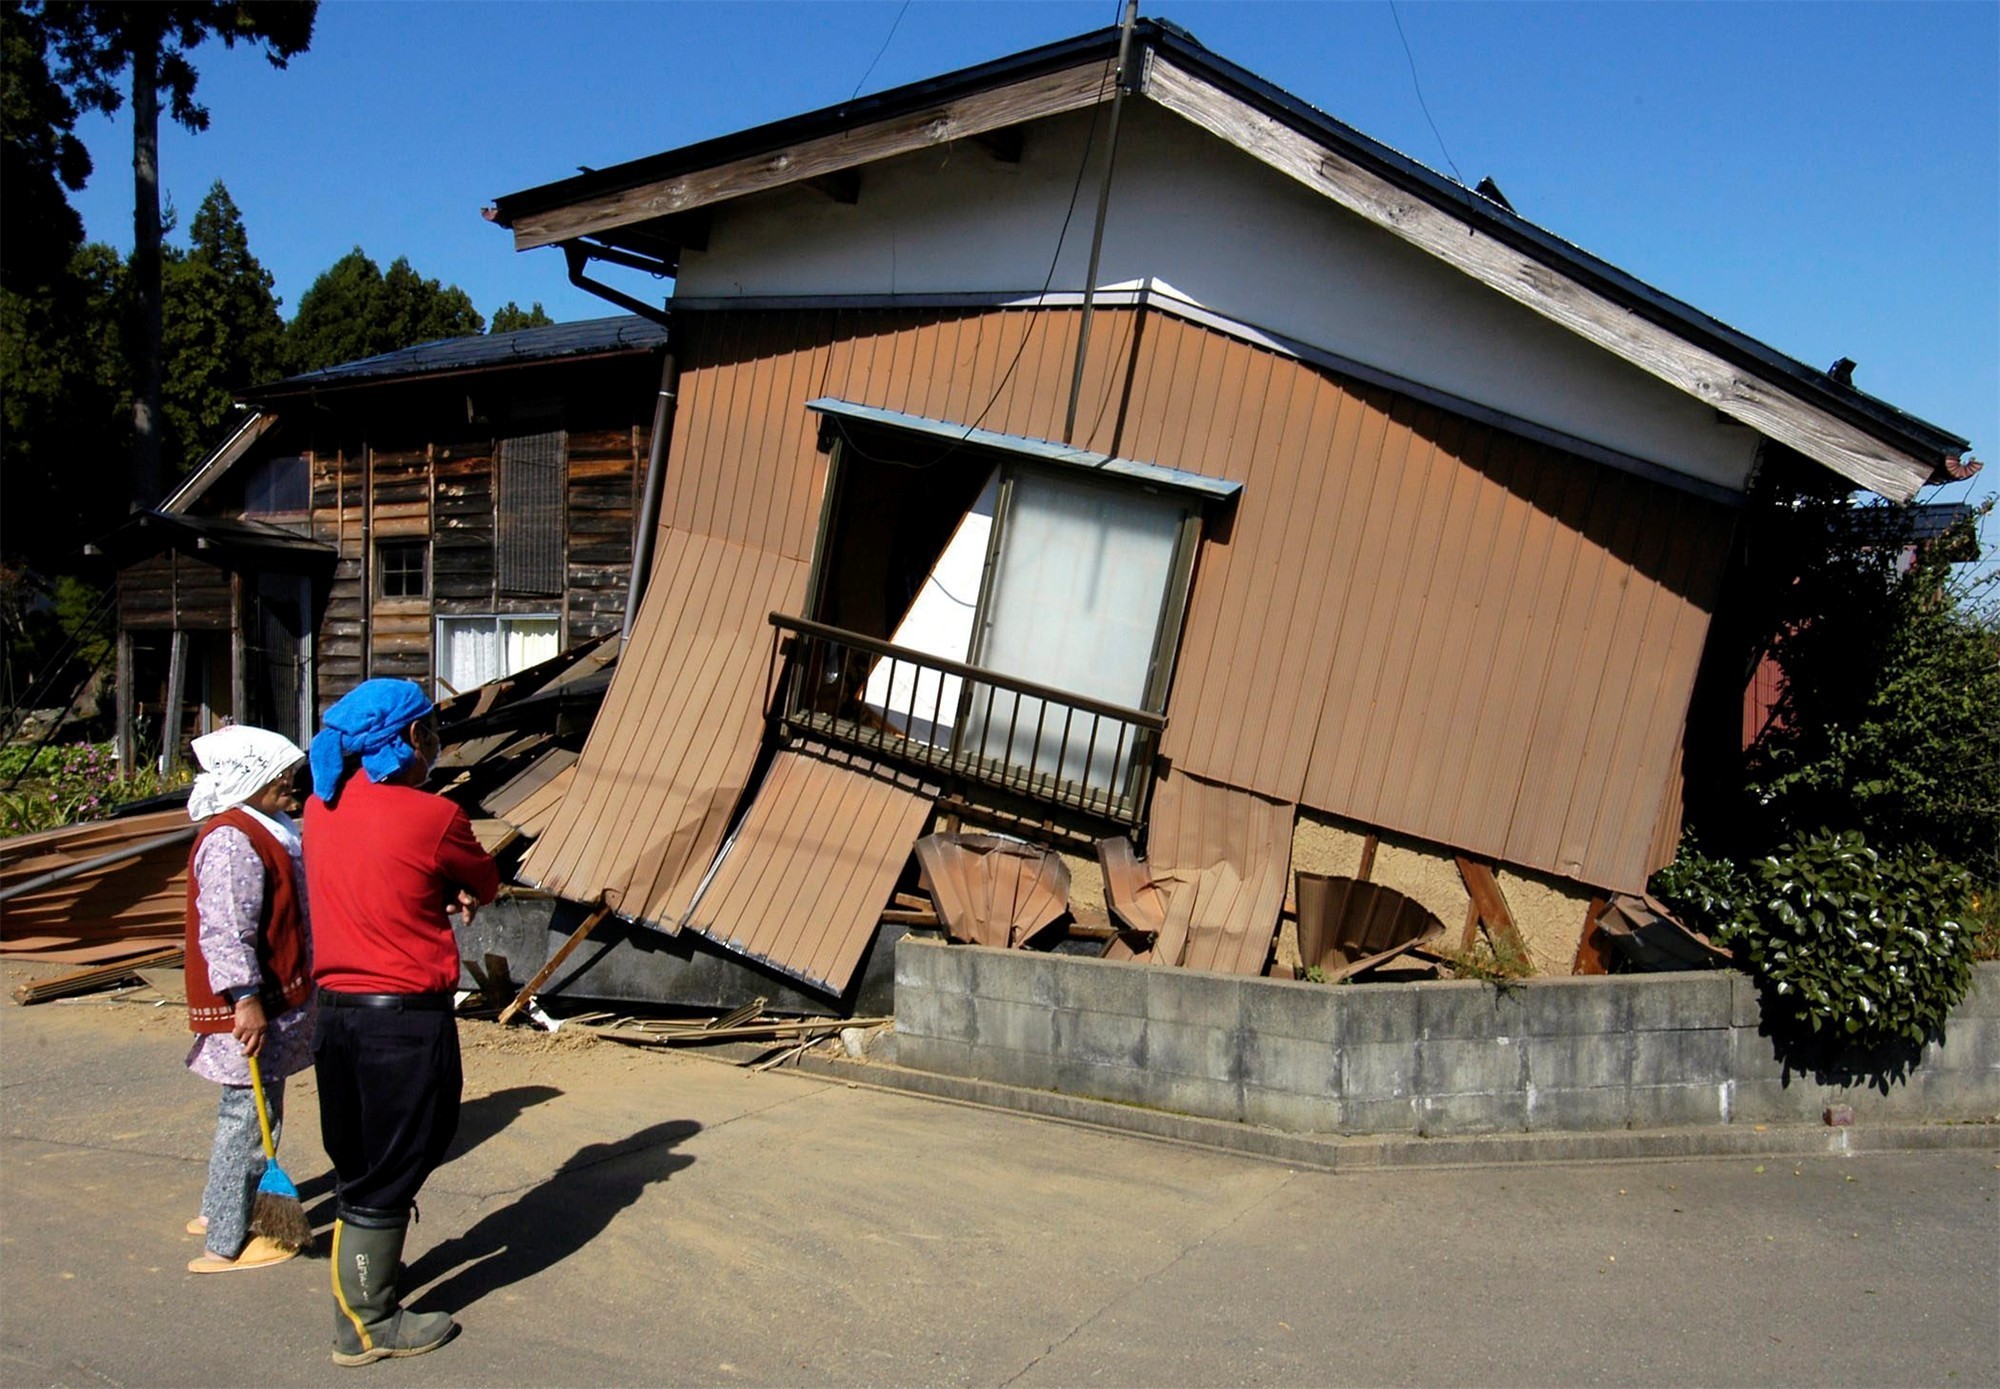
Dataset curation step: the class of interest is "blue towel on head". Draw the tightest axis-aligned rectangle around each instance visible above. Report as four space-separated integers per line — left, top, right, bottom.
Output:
310 678 436 805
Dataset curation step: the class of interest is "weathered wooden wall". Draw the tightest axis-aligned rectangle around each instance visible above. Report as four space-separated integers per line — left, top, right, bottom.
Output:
116 552 234 631
565 426 643 646
283 360 655 710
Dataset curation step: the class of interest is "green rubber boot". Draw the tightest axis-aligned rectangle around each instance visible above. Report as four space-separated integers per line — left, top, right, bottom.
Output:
329 1215 456 1366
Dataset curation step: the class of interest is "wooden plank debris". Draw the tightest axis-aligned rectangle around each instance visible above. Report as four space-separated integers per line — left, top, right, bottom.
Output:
14 947 185 1005
574 1013 890 1049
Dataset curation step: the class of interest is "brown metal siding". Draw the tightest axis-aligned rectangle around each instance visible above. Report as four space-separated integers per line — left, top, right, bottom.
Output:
685 748 934 994
517 527 808 925
1145 768 1294 975
572 304 1728 900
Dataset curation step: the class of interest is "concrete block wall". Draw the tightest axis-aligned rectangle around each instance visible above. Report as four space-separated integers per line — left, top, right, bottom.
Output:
893 941 2000 1137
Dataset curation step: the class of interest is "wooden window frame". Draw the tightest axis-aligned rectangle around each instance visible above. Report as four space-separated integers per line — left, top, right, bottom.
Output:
376 539 431 601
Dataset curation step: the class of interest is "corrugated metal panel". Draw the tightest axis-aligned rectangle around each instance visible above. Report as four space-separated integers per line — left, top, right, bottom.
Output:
0 809 192 964
518 527 807 926
1104 770 1292 975
590 304 1728 901
1103 313 1736 892
685 748 934 994
1145 768 1293 975
913 834 1070 949
498 761 578 842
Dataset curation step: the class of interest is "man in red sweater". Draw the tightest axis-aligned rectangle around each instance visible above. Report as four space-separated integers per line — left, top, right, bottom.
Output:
305 678 498 1367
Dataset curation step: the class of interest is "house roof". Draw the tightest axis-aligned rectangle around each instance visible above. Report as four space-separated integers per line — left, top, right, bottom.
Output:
489 18 1973 504
244 314 669 400
86 512 336 573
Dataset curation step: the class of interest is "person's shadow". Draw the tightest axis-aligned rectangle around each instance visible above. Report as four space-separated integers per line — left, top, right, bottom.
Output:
399 1119 699 1312
296 1085 565 1230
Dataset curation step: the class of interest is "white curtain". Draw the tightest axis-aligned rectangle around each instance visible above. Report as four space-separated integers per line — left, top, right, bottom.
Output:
439 620 500 696
505 618 560 675
968 472 1184 794
438 617 560 696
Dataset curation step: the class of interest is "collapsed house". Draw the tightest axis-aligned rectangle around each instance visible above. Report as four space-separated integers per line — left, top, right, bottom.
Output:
477 19 1974 1008
89 316 668 765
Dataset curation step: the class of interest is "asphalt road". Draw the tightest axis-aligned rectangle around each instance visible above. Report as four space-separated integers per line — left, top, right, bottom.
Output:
2 986 1995 1388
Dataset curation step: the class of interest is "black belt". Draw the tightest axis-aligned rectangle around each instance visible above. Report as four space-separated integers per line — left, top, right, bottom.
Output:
319 989 454 1012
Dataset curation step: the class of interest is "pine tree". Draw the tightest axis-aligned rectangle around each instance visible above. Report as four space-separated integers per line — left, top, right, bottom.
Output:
490 301 554 334
285 249 486 374
160 180 284 477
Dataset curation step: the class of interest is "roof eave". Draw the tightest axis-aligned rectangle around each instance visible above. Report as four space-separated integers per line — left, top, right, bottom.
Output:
488 18 1969 500
490 23 1126 231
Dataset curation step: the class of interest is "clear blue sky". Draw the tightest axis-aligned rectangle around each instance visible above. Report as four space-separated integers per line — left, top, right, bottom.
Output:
63 1 1999 544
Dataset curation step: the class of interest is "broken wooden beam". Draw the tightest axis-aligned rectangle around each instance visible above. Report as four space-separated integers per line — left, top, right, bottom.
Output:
496 903 613 1026
1455 857 1529 960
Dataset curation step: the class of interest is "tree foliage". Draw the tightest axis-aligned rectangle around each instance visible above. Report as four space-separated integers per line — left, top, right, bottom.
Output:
490 300 553 334
284 249 486 374
0 242 130 565
0 3 92 295
29 0 316 505
1745 498 1999 884
161 180 284 465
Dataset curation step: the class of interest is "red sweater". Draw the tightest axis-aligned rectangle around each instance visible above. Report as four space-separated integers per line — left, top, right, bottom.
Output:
304 772 499 994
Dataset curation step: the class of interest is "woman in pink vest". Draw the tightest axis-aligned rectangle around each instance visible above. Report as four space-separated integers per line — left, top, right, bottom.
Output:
181 725 313 1274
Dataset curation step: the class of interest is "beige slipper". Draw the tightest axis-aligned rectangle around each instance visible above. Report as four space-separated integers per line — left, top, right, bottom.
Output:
187 1234 297 1274
185 1216 207 1236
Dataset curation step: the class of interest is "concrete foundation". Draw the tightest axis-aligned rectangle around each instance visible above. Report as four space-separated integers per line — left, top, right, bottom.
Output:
456 896 904 1017
893 940 2000 1137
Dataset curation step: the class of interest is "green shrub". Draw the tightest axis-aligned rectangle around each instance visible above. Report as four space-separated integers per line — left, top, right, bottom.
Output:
1966 886 2000 963
1649 832 1756 939
0 740 188 837
1727 829 1974 1048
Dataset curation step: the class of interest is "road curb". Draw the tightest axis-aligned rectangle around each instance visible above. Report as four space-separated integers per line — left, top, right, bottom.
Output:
704 1040 2000 1171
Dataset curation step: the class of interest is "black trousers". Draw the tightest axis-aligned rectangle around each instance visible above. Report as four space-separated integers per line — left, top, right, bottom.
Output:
312 1001 461 1219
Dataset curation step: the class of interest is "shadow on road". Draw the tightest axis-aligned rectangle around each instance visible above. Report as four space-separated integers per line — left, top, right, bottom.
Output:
400 1118 700 1312
298 1084 565 1228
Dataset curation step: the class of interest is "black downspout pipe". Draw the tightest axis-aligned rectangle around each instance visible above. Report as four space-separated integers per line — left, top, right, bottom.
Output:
563 240 674 329
624 349 679 640
557 238 679 639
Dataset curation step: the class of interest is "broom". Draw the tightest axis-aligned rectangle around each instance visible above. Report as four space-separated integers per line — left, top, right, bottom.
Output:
246 1055 314 1252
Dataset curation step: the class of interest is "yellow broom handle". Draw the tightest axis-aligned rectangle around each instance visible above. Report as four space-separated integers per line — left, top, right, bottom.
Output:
247 1055 278 1161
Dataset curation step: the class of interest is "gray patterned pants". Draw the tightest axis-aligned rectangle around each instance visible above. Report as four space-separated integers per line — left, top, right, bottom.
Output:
199 1079 285 1258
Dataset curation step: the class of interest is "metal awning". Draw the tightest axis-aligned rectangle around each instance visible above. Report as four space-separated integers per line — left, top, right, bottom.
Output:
806 398 1243 503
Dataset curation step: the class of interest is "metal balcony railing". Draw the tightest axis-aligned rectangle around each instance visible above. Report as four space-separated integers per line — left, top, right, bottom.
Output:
767 614 1165 826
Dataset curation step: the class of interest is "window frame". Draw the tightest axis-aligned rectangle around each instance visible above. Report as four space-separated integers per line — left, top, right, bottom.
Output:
375 539 431 601
433 612 562 698
805 437 1207 723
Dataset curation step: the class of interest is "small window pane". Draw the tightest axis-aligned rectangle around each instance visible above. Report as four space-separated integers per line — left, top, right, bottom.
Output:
378 541 429 599
437 615 560 697
244 455 309 516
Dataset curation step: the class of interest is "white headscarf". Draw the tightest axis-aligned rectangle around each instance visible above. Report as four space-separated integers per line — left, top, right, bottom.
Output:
187 725 306 823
